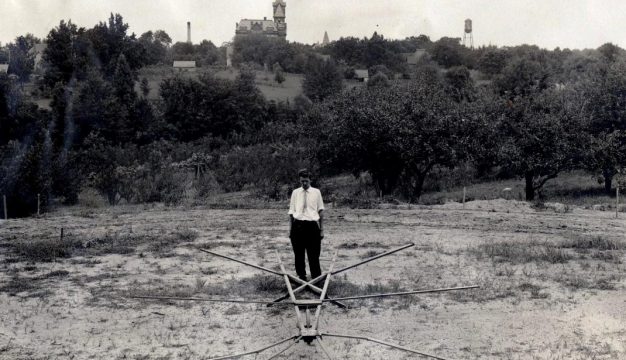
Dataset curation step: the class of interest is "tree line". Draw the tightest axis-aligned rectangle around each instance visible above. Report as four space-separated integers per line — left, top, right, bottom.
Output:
2 14 626 217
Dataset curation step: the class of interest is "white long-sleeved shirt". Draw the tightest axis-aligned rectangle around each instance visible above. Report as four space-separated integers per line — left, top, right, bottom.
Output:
288 187 324 221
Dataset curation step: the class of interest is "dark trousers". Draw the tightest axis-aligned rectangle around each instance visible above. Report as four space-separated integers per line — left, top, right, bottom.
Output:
290 219 322 280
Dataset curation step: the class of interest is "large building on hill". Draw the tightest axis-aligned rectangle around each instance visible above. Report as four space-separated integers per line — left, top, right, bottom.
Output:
235 0 287 39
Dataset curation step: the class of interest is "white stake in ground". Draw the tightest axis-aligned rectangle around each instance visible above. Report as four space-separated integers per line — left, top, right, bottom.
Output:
131 243 479 359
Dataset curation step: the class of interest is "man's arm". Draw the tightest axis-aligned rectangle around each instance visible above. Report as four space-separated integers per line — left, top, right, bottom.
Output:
317 189 325 240
288 190 296 237
318 210 324 239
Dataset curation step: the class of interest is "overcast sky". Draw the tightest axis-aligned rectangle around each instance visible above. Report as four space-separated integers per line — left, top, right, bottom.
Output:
1 0 625 50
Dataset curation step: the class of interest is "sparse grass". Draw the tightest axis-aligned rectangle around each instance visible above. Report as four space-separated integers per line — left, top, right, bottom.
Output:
327 276 404 299
0 275 36 295
560 235 622 251
36 270 70 280
518 282 550 299
11 236 83 262
556 273 621 290
337 241 390 250
472 241 572 264
447 278 516 303
196 240 242 250
6 228 198 262
127 274 286 302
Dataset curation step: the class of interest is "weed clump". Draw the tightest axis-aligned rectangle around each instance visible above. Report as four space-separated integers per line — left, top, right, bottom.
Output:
7 227 199 262
472 241 572 264
560 235 622 251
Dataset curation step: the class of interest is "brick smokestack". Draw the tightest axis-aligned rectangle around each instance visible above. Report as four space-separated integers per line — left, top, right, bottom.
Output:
187 22 191 44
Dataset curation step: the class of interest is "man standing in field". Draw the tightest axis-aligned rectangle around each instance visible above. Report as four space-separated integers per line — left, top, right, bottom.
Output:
288 169 324 281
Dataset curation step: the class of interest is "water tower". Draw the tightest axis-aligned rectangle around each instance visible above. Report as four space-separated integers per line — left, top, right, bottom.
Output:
463 18 473 48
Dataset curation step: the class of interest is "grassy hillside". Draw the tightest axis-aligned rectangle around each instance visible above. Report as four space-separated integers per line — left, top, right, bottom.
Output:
137 65 308 103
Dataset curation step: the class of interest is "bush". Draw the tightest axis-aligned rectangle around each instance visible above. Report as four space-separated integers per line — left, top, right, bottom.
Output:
214 143 317 200
367 72 390 88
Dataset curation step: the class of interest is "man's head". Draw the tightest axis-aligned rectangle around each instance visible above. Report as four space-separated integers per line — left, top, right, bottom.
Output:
298 169 311 190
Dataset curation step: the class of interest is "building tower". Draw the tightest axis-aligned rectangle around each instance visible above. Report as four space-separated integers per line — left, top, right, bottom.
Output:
187 22 191 44
463 18 473 48
322 31 330 46
272 0 287 38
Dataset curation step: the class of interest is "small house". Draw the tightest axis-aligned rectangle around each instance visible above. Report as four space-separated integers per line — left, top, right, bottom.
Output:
354 69 369 83
173 61 197 71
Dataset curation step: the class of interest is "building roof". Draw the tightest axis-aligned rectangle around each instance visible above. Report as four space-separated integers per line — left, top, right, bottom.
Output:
29 43 47 54
0 64 8 73
354 69 369 79
322 31 330 45
237 19 277 32
173 61 196 68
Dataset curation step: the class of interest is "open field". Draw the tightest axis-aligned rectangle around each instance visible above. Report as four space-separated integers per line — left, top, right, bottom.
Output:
137 65 308 103
0 200 625 359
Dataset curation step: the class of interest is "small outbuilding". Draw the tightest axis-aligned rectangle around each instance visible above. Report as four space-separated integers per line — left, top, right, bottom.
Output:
173 61 197 71
354 69 369 83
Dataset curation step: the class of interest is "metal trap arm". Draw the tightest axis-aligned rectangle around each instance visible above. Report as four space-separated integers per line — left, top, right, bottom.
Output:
321 285 479 302
321 333 449 360
128 295 293 305
331 243 414 275
207 335 300 360
198 248 283 276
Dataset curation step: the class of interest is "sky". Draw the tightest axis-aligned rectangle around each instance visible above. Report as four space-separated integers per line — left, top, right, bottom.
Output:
1 0 625 50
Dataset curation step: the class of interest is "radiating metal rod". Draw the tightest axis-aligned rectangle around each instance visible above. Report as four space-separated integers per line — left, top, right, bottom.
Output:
198 248 283 276
331 243 414 275
275 250 305 331
314 250 338 330
322 285 479 302
269 272 347 308
128 295 292 305
268 272 328 304
266 336 302 360
316 336 335 360
321 333 449 360
207 335 299 360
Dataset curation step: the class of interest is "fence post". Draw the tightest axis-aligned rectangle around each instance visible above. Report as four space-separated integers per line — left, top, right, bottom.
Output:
615 184 619 219
37 193 40 216
3 195 6 220
462 187 466 209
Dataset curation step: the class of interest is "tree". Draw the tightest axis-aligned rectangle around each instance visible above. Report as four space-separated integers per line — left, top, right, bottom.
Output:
307 79 469 200
0 119 53 217
159 71 267 141
444 66 474 102
195 40 222 66
274 65 286 84
71 70 118 143
477 48 508 76
430 37 466 68
497 89 585 201
112 54 138 143
140 77 150 98
86 13 145 77
139 30 168 65
7 34 39 81
367 72 390 88
495 56 550 98
582 58 626 193
43 20 92 87
303 58 343 102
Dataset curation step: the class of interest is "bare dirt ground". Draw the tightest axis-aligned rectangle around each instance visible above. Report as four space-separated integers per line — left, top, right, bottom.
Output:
0 200 624 359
